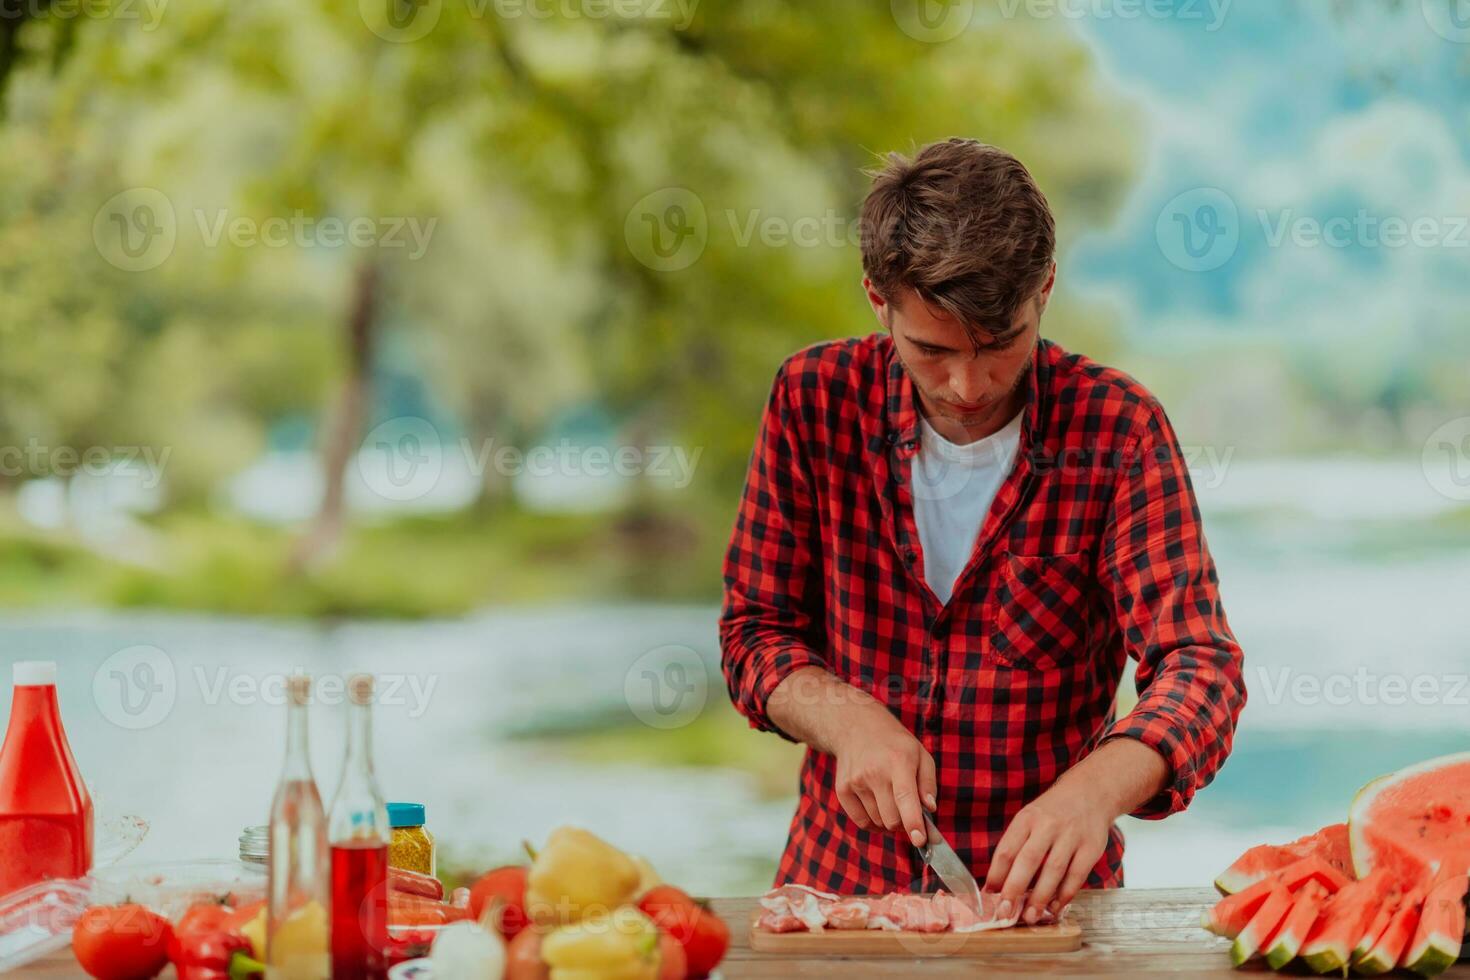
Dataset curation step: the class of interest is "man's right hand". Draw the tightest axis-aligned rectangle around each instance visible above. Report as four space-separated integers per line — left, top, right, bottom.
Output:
767 666 938 848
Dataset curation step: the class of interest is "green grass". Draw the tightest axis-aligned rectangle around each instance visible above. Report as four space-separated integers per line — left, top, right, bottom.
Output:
0 499 730 618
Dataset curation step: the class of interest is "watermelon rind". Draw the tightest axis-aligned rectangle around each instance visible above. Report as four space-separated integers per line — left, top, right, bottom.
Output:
1230 884 1293 967
1264 882 1329 970
1354 888 1424 976
1348 752 1470 881
1403 875 1468 977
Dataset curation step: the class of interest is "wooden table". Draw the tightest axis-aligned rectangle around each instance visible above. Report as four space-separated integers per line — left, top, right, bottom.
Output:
12 888 1470 977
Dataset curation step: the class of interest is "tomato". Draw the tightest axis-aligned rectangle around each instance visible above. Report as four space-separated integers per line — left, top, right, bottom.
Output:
638 886 728 979
505 927 550 980
468 865 530 939
656 928 687 980
72 904 173 980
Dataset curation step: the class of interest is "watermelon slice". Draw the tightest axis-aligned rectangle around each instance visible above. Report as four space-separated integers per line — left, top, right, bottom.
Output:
1403 873 1468 977
1353 885 1406 965
1300 871 1393 974
1355 885 1425 975
1264 880 1329 969
1230 882 1294 966
1215 822 1353 894
1349 752 1470 889
1202 855 1351 939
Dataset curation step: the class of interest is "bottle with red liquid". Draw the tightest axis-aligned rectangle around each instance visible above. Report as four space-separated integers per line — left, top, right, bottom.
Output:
0 661 93 896
327 674 390 980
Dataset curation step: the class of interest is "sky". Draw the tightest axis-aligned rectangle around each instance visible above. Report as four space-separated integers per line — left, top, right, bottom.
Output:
1063 2 1470 360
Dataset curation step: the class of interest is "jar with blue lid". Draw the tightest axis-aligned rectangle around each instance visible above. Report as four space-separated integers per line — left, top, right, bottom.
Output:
386 801 434 877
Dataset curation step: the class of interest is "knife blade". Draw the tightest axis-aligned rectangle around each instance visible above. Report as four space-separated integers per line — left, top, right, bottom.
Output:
917 811 983 911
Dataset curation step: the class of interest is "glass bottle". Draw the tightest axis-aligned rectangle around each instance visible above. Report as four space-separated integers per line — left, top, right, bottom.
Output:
327 674 390 980
266 674 330 980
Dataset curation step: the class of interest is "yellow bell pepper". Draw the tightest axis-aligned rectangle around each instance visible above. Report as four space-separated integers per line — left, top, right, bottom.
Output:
630 855 662 900
526 827 641 924
541 906 660 980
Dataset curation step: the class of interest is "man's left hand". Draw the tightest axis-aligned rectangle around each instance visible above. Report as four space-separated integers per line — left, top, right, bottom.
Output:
983 737 1171 922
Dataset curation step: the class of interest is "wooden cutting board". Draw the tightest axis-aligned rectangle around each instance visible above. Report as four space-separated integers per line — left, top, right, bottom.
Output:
748 908 1082 957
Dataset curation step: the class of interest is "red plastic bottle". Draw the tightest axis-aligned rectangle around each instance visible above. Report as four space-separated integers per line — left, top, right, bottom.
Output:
0 661 94 896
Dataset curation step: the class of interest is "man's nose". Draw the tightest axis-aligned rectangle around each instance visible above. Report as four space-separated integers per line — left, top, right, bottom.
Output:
950 361 987 403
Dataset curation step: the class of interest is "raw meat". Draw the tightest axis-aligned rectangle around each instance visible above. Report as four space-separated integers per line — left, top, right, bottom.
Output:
754 884 1029 934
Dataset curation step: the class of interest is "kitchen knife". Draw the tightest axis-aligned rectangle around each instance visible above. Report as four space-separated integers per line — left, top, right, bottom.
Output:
917 811 984 911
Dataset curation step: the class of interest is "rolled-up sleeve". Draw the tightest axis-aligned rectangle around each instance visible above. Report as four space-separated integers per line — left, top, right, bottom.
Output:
1098 409 1247 819
719 364 827 742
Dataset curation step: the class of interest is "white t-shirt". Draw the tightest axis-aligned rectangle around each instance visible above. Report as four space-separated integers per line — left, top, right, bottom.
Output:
911 411 1025 604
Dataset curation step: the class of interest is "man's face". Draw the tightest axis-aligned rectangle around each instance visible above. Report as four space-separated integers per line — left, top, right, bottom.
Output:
865 266 1054 438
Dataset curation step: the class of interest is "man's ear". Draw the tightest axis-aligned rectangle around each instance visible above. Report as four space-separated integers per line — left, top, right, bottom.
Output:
1036 262 1057 316
863 278 891 328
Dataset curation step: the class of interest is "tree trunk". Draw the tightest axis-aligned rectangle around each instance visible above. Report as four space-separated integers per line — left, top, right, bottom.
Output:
290 261 378 573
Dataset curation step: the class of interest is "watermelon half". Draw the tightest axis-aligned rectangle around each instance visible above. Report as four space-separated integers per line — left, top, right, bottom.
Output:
1264 880 1329 969
1349 752 1470 889
1300 870 1393 974
1215 822 1353 894
1354 885 1425 975
1403 873 1468 977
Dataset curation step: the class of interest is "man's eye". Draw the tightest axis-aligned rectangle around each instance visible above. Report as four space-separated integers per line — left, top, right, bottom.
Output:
916 345 945 357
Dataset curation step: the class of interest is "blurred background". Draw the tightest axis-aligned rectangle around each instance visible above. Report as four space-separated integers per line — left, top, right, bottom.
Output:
0 0 1467 895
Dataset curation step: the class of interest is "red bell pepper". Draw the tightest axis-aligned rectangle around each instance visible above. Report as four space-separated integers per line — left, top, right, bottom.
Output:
170 928 263 980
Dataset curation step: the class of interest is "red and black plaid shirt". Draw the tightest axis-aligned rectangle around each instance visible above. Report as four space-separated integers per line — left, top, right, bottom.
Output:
720 333 1246 894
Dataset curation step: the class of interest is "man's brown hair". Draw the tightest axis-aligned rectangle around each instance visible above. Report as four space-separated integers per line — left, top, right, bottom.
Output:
860 138 1056 342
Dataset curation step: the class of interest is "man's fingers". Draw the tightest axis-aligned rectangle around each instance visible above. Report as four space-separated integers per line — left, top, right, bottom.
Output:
855 786 886 830
838 788 873 829
893 778 927 848
873 782 903 832
999 831 1052 915
917 748 938 812
984 818 1027 893
1024 836 1075 922
1054 846 1097 912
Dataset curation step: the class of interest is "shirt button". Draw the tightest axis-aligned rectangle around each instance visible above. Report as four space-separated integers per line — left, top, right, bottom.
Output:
925 715 941 734
904 549 917 564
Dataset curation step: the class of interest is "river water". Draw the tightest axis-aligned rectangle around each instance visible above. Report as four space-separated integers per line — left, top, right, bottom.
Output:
2 459 1467 895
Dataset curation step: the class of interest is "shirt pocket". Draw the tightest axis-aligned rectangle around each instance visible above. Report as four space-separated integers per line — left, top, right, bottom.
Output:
985 552 1092 670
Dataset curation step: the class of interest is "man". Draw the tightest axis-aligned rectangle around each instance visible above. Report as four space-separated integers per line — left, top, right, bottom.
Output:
719 138 1246 924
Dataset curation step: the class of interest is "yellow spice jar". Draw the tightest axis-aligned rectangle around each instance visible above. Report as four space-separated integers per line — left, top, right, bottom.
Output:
386 801 435 877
